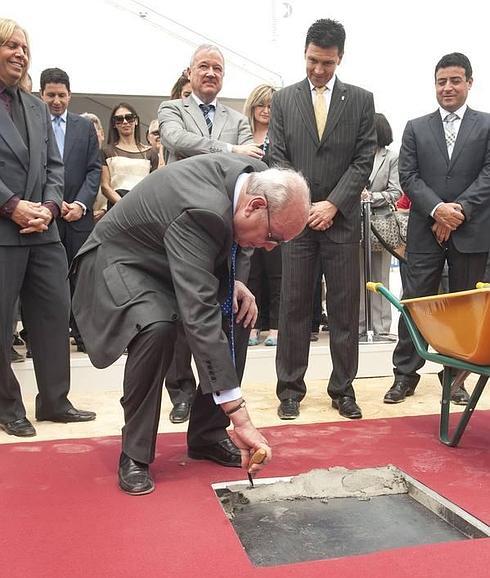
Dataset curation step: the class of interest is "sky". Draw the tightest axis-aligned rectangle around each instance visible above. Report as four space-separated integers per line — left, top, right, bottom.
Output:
6 0 489 148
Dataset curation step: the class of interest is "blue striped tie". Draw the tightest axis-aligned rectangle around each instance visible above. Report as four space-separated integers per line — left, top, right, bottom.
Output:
220 242 238 364
199 104 214 135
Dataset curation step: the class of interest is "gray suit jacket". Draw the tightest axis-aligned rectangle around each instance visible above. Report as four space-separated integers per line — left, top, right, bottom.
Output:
158 96 253 164
399 107 490 253
0 90 64 245
369 147 402 212
72 154 267 393
269 77 376 243
59 111 101 232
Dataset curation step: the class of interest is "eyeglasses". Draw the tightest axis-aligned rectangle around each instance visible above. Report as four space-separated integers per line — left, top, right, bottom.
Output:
150 130 160 137
113 113 137 124
264 194 283 245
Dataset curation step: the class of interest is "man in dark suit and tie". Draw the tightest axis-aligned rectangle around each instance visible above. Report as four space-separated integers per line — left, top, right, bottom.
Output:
72 154 310 494
40 67 101 352
384 53 490 405
158 45 264 424
269 18 376 420
0 18 95 438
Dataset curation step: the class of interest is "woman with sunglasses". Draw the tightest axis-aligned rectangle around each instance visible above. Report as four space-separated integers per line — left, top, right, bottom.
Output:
243 85 281 347
101 102 159 209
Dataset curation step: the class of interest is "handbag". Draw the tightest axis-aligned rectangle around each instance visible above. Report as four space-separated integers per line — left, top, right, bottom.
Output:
369 204 408 259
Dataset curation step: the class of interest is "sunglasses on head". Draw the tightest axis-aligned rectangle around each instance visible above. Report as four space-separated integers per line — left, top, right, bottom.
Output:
113 113 137 124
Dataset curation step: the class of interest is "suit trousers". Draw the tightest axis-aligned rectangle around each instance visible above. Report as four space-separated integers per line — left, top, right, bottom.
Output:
0 243 72 423
247 246 282 330
276 229 360 402
123 319 248 464
165 317 250 407
393 241 488 383
57 219 92 342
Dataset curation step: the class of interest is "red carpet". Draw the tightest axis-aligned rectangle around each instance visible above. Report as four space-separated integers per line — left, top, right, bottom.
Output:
1 412 489 578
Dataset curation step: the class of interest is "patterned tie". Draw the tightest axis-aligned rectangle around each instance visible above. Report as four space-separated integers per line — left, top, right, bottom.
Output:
199 103 214 135
220 242 238 364
314 86 327 138
52 115 65 157
443 112 458 157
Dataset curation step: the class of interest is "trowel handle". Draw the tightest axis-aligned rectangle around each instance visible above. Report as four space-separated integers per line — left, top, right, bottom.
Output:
250 447 267 465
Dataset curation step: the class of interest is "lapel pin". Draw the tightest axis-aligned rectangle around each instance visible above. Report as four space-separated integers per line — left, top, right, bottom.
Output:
341 95 345 101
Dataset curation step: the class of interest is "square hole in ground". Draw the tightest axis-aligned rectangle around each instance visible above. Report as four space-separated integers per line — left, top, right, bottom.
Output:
213 466 489 567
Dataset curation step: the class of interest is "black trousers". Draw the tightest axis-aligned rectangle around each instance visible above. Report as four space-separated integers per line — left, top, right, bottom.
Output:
0 244 72 423
276 229 360 402
393 241 488 384
123 319 250 464
247 246 282 330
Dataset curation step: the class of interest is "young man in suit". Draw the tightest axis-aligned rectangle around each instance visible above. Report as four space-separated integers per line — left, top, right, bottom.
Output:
0 19 95 438
384 53 490 405
269 18 376 421
40 67 101 353
72 154 310 494
158 45 264 424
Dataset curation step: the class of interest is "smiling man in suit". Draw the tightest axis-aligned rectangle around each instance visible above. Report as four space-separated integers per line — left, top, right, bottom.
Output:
0 19 95 438
72 154 310 494
384 53 490 405
40 67 101 353
158 45 264 425
270 18 376 421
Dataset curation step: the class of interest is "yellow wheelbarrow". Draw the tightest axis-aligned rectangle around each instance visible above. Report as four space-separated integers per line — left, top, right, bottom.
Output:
367 282 490 447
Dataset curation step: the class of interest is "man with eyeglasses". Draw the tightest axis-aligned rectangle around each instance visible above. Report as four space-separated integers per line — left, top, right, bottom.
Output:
72 153 310 494
158 44 264 426
0 19 96 438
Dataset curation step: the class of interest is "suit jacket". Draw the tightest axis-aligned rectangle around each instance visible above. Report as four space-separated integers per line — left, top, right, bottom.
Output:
269 77 376 243
58 111 101 232
0 90 64 245
72 154 267 392
368 147 402 212
399 107 490 253
158 96 253 164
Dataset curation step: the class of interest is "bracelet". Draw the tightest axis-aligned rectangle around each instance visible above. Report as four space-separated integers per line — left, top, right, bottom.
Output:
224 399 246 416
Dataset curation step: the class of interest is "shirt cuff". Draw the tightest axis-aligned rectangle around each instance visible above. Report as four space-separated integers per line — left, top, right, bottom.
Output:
212 387 242 405
43 201 60 220
0 195 21 218
226 143 233 153
430 202 443 218
74 201 87 215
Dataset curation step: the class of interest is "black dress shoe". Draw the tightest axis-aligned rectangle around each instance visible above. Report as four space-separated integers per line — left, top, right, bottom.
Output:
37 407 96 423
75 341 86 353
169 402 191 424
437 370 470 405
118 452 154 495
0 417 36 437
277 399 300 420
188 437 241 467
383 381 416 404
332 396 362 419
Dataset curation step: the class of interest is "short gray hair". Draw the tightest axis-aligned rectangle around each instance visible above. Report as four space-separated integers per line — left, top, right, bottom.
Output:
190 44 225 67
246 169 310 215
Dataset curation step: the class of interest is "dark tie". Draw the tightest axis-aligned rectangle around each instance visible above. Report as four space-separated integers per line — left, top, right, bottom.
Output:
4 86 28 145
220 242 238 364
199 103 214 135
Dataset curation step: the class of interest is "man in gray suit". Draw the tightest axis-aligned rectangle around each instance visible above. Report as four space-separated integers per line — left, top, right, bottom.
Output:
72 154 310 494
384 53 490 405
158 44 264 424
270 18 376 420
0 18 95 438
40 67 101 352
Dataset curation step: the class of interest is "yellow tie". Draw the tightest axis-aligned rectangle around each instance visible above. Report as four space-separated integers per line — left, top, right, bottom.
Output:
314 86 327 138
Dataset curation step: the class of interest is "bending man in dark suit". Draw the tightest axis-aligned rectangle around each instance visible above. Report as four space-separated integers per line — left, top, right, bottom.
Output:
158 44 264 424
72 153 310 495
40 67 101 353
269 18 376 421
384 53 490 405
0 18 95 438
